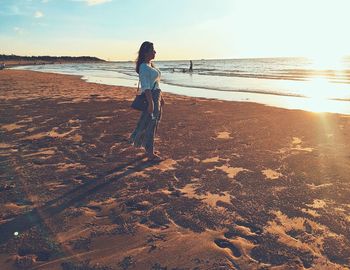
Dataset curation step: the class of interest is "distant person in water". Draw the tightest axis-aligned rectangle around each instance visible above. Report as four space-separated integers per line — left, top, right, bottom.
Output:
130 41 165 162
0 63 5 70
189 60 193 72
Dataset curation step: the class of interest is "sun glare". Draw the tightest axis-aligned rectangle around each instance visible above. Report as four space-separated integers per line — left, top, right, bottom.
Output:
298 54 350 113
304 98 334 113
306 78 332 100
298 75 349 114
309 54 345 71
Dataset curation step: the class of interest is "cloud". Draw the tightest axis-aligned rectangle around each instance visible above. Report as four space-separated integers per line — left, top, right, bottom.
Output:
4 5 22 15
42 0 50 3
13 27 24 35
74 0 112 6
34 11 44 18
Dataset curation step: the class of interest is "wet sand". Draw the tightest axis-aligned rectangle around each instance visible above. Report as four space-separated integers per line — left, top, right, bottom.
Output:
1 69 350 269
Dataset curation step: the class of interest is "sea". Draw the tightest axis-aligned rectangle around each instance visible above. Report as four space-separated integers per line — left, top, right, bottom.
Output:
12 57 350 115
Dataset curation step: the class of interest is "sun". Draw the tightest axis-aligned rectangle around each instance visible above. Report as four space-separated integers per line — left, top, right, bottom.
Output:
301 56 347 113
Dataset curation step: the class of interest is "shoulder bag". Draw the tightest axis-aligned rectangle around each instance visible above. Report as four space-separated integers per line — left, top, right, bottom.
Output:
130 81 156 111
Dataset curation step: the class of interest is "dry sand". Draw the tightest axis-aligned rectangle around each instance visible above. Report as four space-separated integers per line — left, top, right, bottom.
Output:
0 69 350 269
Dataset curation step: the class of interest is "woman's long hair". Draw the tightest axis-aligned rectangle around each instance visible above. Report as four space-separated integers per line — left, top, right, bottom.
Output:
136 41 153 74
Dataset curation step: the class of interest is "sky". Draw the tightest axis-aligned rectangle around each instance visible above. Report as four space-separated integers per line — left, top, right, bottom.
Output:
1 0 350 61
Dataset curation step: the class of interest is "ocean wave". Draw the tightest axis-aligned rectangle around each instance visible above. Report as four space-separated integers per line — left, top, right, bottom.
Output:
165 68 350 83
160 80 306 98
12 59 350 102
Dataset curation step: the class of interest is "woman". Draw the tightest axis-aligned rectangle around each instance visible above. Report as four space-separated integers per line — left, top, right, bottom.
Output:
130 41 165 161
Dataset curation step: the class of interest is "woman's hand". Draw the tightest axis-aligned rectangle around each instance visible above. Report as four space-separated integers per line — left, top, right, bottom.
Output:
148 102 154 114
144 90 154 114
161 97 165 106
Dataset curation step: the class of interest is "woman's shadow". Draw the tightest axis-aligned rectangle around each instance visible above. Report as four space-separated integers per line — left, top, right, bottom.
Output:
0 156 155 245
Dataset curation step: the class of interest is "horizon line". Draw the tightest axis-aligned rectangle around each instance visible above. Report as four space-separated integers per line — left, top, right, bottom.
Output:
2 53 350 62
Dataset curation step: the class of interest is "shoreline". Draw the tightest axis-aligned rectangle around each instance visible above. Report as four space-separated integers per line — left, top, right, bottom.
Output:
1 69 350 269
6 68 349 117
2 60 104 68
10 64 350 115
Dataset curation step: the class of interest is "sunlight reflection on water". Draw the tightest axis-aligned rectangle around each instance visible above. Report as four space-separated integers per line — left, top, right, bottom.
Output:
11 59 350 115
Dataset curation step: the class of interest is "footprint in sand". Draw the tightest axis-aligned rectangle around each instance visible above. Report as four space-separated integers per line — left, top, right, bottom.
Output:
224 226 262 245
214 238 242 257
85 198 117 218
235 220 263 235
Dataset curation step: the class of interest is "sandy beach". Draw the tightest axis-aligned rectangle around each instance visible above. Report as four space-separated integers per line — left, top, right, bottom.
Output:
1 69 350 269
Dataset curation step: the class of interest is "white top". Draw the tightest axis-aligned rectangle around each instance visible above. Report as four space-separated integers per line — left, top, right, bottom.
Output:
139 62 161 93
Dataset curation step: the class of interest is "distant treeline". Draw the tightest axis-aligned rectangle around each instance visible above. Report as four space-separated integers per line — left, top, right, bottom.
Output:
0 54 105 62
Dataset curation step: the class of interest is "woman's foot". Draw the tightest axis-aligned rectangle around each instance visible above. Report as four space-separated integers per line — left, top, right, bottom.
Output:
147 152 163 162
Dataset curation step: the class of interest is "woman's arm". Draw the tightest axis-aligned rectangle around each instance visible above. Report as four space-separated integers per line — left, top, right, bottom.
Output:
145 89 154 113
139 64 154 113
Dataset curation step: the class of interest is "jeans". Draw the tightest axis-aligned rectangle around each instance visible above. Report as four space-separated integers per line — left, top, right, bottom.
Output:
130 89 162 153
